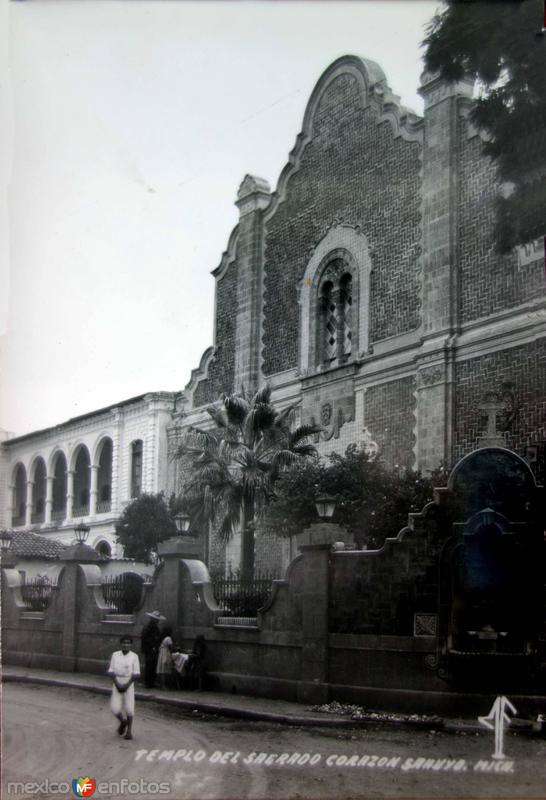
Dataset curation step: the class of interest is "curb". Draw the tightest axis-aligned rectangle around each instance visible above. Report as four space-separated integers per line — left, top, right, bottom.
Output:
3 672 544 737
2 673 353 728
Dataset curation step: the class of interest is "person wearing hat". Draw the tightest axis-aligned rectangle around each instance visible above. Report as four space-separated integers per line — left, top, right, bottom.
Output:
107 635 140 740
141 610 165 689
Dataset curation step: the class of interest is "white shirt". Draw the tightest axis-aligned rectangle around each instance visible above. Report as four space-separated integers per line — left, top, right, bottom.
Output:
108 650 140 680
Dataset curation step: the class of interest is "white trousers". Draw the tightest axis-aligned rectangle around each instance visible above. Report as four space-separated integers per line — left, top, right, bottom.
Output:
110 683 135 717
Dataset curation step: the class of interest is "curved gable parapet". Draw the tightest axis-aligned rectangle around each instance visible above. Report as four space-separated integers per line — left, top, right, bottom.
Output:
185 345 216 398
265 55 423 221
212 224 239 281
184 224 239 408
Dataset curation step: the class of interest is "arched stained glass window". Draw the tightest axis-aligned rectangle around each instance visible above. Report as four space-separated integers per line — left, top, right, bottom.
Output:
317 259 354 368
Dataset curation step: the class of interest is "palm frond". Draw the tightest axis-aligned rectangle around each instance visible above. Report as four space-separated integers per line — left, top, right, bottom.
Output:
290 423 322 446
242 405 275 445
178 425 221 451
291 444 319 458
218 511 239 542
207 403 230 429
223 393 251 425
203 485 214 520
271 449 300 470
252 384 272 406
274 402 299 430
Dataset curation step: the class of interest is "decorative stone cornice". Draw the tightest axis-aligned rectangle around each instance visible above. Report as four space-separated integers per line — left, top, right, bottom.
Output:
418 69 474 110
236 174 271 217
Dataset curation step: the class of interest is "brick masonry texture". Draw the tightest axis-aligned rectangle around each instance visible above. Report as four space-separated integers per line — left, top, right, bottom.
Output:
262 73 422 376
329 516 439 635
193 259 238 407
365 377 417 469
458 117 544 324
454 339 546 465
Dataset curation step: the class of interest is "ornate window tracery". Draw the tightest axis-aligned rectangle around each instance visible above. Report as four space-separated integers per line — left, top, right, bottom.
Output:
317 258 354 368
299 224 371 376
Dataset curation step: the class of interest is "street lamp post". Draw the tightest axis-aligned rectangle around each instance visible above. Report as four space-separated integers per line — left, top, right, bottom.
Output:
174 512 191 536
74 521 91 545
0 528 14 550
314 495 337 521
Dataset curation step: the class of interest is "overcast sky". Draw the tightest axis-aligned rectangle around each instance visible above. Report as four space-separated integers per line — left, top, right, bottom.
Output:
1 0 439 437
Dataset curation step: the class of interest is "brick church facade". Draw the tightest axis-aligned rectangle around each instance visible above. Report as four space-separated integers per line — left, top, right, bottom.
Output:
167 55 545 573
3 55 544 574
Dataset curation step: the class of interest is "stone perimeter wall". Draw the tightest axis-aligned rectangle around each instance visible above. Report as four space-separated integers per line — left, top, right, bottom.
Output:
4 505 544 713
0 530 448 710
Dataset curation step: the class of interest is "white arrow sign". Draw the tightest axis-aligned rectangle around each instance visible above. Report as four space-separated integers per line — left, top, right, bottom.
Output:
478 695 517 759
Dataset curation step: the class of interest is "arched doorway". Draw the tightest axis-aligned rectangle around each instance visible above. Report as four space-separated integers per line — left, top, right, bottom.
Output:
95 540 112 558
438 448 543 689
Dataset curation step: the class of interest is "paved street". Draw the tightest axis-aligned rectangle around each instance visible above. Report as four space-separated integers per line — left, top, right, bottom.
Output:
3 683 546 799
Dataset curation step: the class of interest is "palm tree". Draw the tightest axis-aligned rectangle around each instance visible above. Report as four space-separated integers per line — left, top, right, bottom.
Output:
176 385 321 580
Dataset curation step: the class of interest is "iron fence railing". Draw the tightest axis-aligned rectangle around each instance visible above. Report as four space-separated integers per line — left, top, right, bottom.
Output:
51 509 66 521
211 571 279 617
72 505 89 517
96 501 112 514
21 578 57 611
102 573 145 614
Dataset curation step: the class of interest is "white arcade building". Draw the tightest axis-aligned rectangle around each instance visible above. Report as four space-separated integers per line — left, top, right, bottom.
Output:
0 392 177 556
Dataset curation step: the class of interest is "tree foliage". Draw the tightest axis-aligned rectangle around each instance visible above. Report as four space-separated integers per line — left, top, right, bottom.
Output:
176 385 321 579
115 492 176 563
261 445 444 549
423 0 545 250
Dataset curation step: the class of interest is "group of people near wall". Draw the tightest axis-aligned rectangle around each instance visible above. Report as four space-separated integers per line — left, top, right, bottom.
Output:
141 610 206 691
106 610 206 742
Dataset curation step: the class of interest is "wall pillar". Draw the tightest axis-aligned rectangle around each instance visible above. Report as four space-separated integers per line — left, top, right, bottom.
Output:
416 70 473 473
233 175 270 395
90 465 98 515
59 544 101 671
7 483 14 527
45 476 54 524
156 536 205 631
297 541 331 704
66 470 75 520
25 480 34 526
111 408 123 514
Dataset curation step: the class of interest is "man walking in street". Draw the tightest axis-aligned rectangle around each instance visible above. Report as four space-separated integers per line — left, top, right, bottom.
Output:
141 610 165 689
108 635 140 740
